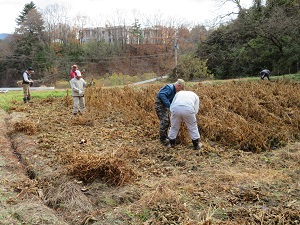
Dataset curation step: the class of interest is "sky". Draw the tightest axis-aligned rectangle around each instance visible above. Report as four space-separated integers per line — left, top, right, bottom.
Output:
0 0 253 34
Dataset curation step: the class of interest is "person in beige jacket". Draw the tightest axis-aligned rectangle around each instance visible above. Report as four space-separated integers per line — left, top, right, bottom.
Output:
69 70 87 115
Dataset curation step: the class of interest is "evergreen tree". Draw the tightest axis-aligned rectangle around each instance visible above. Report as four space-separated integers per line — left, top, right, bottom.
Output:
10 2 47 80
15 1 36 26
130 19 143 44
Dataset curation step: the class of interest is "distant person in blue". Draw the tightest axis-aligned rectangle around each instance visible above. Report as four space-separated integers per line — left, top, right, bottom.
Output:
154 79 185 145
260 69 271 81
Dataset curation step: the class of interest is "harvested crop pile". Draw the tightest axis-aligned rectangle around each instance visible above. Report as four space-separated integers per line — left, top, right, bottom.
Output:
5 79 300 225
62 151 136 185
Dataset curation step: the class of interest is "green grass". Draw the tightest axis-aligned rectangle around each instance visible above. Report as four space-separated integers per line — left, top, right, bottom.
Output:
199 73 300 85
281 73 300 81
256 73 300 81
233 73 299 82
55 72 159 89
0 90 68 111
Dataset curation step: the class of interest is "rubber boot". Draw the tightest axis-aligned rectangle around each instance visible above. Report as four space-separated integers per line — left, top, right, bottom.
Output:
27 97 30 102
192 139 201 150
160 136 169 146
23 97 27 103
168 139 175 148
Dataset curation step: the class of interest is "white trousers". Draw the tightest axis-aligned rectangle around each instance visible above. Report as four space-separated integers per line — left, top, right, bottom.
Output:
168 105 200 140
72 96 85 113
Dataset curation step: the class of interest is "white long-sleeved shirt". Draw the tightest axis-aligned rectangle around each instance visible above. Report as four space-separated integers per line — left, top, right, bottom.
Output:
70 77 87 97
23 71 32 83
170 91 200 114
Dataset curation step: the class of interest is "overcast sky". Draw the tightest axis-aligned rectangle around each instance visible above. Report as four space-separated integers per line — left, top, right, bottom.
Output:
0 0 253 34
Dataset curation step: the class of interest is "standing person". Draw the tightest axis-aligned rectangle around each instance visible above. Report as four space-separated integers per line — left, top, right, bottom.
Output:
70 70 87 115
69 65 78 79
70 65 85 79
154 79 185 145
22 67 34 103
260 69 271 81
168 90 202 150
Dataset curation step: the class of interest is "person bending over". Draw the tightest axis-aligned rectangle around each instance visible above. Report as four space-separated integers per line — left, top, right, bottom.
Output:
154 79 185 145
168 90 202 150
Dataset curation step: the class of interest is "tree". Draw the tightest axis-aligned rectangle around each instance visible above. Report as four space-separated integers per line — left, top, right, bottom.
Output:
130 19 143 44
14 3 46 56
197 0 300 78
8 2 48 82
43 3 69 45
16 1 36 26
171 55 212 81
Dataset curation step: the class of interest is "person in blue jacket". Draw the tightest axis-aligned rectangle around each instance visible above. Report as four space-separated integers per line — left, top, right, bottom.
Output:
154 79 185 145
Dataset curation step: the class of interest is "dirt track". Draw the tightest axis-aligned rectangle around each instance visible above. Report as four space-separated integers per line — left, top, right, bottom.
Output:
0 109 67 224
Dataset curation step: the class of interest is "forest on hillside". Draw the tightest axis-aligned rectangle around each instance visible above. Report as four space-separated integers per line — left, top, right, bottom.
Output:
0 0 299 86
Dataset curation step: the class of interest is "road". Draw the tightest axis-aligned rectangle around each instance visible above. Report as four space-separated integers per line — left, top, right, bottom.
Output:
131 75 168 85
0 87 54 92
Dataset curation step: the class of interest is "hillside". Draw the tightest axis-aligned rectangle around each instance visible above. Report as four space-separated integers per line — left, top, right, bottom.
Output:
0 79 299 224
0 33 9 40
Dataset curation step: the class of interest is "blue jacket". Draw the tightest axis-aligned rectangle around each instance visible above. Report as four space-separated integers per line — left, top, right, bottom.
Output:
157 84 176 108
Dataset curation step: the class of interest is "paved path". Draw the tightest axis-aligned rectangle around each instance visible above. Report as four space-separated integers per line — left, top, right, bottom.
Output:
0 87 55 92
131 75 168 85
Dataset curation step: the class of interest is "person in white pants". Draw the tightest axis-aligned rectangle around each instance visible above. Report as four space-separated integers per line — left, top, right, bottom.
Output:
70 70 87 115
168 90 202 150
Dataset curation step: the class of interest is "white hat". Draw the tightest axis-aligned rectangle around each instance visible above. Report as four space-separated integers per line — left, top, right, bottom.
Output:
75 70 82 77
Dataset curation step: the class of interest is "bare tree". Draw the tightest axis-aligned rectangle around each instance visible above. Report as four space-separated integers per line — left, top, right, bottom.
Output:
43 4 70 44
210 0 254 27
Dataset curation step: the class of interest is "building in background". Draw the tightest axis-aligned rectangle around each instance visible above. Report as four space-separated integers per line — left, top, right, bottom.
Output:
80 25 175 45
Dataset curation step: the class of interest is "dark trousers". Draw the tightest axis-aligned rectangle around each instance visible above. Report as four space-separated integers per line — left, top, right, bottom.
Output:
261 73 270 80
154 98 169 141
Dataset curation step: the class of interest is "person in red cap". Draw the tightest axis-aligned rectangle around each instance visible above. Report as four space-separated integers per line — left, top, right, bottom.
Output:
70 64 85 79
22 67 34 103
69 65 78 79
